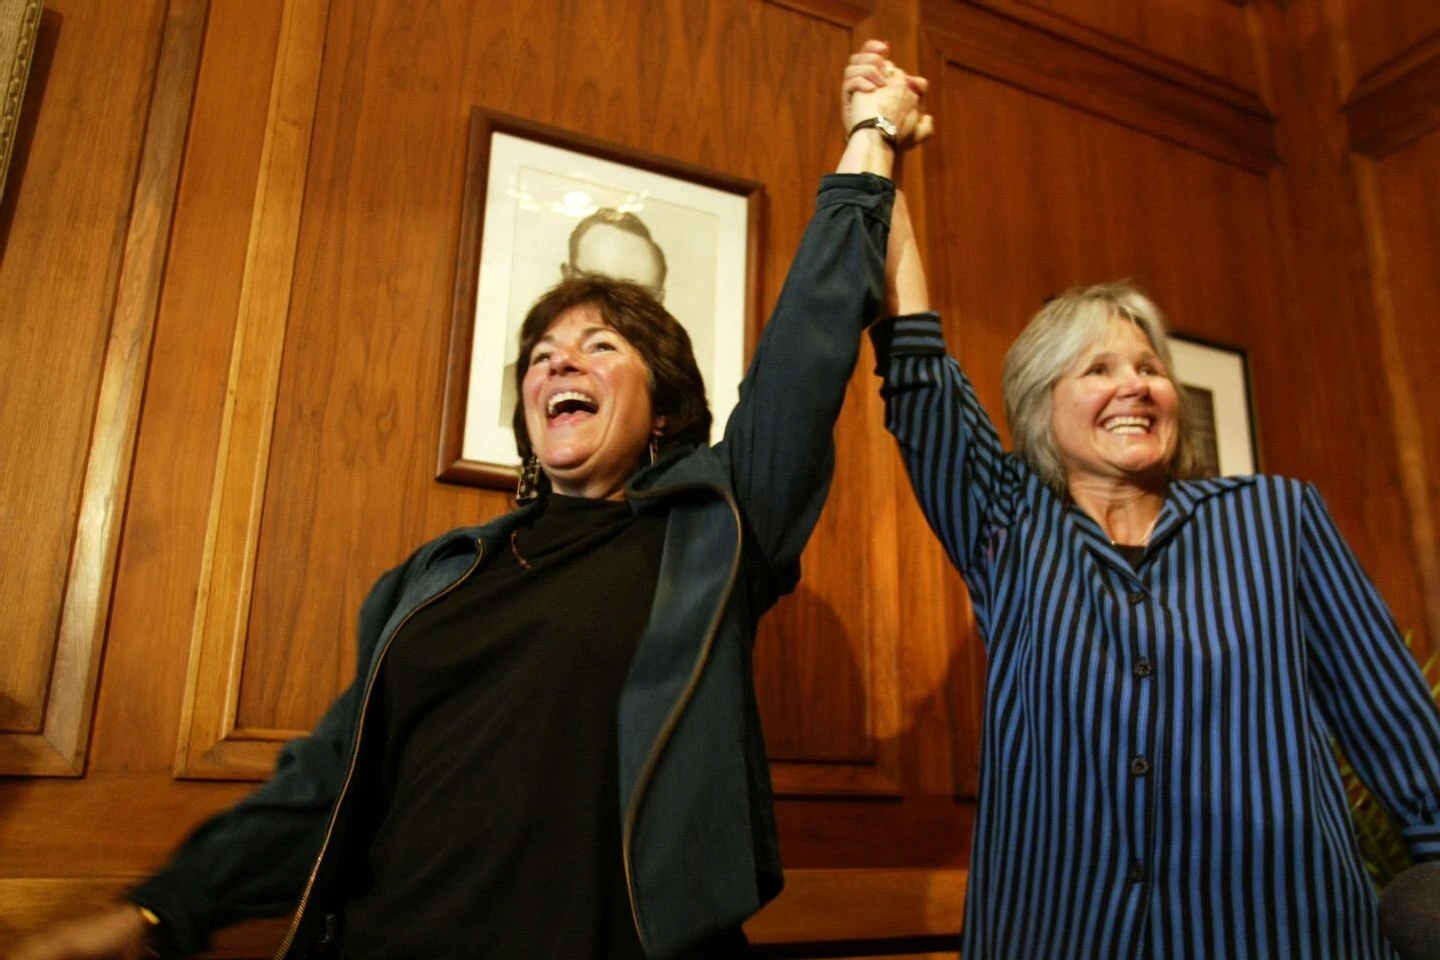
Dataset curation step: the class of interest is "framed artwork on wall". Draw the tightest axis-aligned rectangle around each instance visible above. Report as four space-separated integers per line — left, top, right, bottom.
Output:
438 107 764 489
1168 332 1259 477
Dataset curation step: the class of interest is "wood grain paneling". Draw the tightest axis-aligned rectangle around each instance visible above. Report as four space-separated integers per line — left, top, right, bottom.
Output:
173 0 333 779
1354 137 1440 648
1244 1 1434 662
89 0 288 780
0 0 172 773
969 0 1263 104
925 0 1277 174
1252 0 1430 651
1 0 209 776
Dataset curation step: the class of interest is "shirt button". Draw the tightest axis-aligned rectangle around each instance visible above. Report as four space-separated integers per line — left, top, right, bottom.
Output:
1131 756 1150 776
1135 659 1153 678
1127 591 1145 605
1128 861 1146 883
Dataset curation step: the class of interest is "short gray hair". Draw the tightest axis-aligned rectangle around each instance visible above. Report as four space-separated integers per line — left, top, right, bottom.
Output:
999 281 1203 495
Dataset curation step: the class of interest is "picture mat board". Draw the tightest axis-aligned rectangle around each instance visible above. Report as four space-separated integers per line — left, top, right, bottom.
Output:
1169 335 1257 476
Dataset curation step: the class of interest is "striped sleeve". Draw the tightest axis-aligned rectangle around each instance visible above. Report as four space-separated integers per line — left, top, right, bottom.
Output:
1297 482 1440 861
868 312 1009 582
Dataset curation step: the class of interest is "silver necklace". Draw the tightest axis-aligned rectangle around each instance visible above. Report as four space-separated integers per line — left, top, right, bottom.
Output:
1111 511 1161 548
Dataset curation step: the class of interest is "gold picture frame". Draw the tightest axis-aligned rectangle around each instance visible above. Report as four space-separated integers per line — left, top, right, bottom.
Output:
0 0 40 205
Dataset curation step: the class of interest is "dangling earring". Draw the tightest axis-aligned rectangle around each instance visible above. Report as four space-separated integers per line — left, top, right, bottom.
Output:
649 438 659 467
515 453 541 503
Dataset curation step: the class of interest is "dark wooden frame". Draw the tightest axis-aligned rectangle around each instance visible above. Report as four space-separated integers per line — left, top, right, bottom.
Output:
437 107 765 489
1168 330 1262 476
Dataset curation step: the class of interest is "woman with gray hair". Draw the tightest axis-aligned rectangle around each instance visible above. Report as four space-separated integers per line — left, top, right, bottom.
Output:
850 43 1440 958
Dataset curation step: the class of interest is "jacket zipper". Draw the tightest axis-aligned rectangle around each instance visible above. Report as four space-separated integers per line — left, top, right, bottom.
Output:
619 484 744 953
272 540 486 960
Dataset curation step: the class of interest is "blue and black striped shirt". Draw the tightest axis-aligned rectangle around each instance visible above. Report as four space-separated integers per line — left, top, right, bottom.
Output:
871 313 1440 959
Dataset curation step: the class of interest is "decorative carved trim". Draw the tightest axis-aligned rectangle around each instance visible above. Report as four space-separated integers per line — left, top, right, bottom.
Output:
175 0 332 780
927 0 1278 173
0 0 40 203
0 0 209 778
761 0 873 30
1345 29 1440 159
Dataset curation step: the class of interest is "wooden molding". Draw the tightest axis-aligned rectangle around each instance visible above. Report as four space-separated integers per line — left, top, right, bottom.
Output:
926 0 1278 173
761 0 873 30
748 868 965 943
0 0 209 778
0 869 965 955
1345 29 1440 159
967 0 1267 115
174 0 331 780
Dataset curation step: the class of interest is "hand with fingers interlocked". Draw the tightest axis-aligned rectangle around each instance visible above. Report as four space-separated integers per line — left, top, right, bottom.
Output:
841 39 934 151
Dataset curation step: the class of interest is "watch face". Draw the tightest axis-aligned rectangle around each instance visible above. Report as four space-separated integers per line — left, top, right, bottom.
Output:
876 117 897 138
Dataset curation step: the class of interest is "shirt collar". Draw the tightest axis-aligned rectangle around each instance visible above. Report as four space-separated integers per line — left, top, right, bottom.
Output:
1068 474 1257 571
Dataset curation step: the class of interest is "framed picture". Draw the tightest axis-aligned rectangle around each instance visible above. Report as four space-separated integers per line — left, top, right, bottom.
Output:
1168 333 1259 477
438 107 763 489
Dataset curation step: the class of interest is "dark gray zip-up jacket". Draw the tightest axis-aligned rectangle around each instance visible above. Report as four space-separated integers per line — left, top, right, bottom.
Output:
131 173 893 959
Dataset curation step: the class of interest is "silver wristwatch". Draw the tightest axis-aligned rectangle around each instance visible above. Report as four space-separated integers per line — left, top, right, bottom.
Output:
847 116 897 144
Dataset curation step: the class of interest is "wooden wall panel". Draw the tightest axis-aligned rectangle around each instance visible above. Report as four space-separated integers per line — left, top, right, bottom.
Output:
0 0 176 773
1258 0 1434 654
173 0 335 779
1354 133 1440 647
91 0 287 778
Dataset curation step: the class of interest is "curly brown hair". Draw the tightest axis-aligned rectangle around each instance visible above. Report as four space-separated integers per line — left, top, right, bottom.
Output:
511 276 712 492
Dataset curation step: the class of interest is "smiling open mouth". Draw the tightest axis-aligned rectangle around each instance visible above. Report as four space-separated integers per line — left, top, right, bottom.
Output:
1103 415 1152 435
547 390 599 419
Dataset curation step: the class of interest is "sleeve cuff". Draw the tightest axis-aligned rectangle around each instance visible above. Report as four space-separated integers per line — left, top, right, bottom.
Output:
1402 824 1440 862
868 311 947 365
128 879 207 957
816 172 895 220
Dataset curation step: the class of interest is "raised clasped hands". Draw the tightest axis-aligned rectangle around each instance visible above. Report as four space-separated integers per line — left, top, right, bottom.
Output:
842 40 934 151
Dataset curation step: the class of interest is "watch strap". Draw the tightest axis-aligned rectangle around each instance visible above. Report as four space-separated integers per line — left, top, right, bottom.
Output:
847 116 896 144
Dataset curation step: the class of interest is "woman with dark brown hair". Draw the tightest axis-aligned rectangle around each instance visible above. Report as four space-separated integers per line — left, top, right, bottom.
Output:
8 43 931 960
